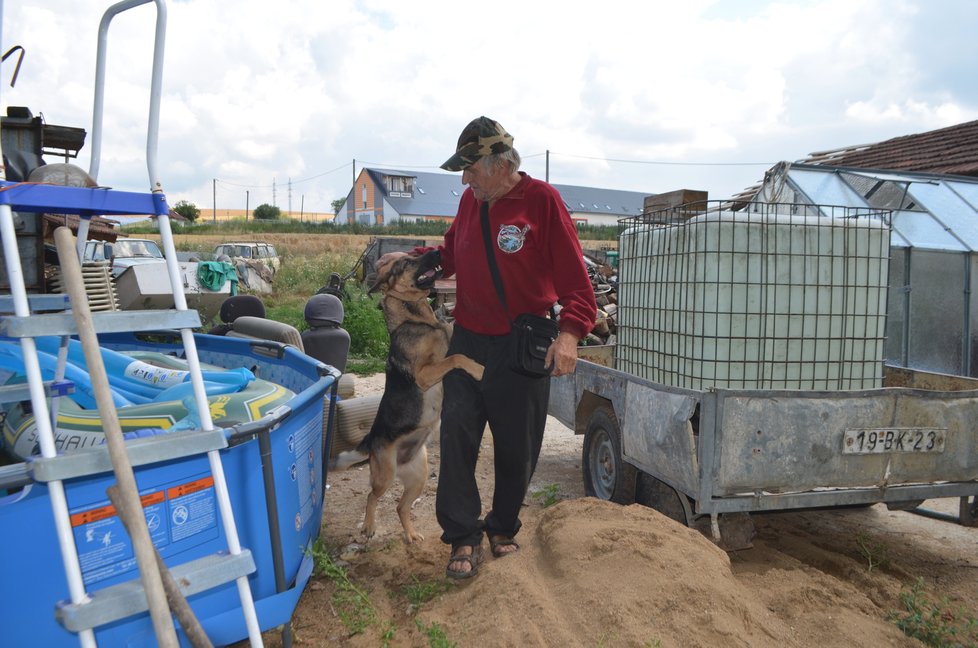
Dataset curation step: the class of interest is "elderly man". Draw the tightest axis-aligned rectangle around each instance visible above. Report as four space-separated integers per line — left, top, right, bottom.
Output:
392 116 596 578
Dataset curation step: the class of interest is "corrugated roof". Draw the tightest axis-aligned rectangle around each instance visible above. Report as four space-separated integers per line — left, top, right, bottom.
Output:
41 213 119 241
551 183 647 216
367 168 465 218
363 167 649 218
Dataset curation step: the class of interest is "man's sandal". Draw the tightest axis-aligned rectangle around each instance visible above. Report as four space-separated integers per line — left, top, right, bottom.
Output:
446 544 482 580
489 536 520 558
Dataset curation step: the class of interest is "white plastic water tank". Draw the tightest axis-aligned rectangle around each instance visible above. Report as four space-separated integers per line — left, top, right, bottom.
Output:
617 210 890 391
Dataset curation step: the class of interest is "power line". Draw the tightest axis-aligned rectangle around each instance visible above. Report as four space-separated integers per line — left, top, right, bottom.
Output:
355 161 445 170
212 150 773 193
215 161 352 189
545 151 773 167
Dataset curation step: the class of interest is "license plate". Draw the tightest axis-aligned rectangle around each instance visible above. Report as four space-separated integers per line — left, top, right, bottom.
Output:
843 428 947 454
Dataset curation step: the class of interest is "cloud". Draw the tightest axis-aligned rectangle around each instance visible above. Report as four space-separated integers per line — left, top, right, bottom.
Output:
2 0 976 211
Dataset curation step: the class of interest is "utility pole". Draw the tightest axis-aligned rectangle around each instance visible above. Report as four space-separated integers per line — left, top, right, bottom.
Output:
300 195 304 222
245 190 249 220
546 150 550 183
352 158 356 188
212 178 216 222
273 177 277 207
288 177 292 217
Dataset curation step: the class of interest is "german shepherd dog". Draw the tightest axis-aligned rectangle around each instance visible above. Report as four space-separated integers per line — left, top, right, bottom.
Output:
330 250 484 542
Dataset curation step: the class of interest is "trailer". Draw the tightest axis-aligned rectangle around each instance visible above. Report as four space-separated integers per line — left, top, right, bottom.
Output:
549 200 978 549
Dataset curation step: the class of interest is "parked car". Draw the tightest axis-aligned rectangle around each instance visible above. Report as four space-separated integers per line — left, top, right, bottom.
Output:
213 241 280 274
82 238 166 277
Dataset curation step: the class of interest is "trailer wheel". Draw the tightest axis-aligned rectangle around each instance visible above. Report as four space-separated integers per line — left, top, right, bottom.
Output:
582 406 636 504
635 473 693 526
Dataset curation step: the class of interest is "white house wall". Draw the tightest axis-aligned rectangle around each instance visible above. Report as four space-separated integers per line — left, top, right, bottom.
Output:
568 211 620 227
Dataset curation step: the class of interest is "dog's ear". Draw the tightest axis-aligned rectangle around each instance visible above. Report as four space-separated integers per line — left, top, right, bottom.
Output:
368 252 410 295
367 258 394 295
367 275 384 295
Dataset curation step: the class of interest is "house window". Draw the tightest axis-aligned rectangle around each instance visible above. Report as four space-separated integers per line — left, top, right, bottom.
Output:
386 175 414 196
362 184 367 208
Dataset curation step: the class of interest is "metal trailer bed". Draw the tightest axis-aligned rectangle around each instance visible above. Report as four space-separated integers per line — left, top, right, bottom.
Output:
549 200 978 548
550 359 978 547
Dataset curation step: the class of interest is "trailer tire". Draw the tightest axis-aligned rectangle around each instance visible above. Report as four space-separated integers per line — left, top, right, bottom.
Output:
582 406 636 504
635 473 692 525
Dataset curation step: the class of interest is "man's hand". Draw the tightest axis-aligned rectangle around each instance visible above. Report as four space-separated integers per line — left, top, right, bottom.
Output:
547 331 580 377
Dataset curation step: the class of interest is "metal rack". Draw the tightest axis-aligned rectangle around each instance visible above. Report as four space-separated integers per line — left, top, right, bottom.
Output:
0 1 263 646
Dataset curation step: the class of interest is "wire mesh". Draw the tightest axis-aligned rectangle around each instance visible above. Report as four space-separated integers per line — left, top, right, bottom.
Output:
615 201 892 391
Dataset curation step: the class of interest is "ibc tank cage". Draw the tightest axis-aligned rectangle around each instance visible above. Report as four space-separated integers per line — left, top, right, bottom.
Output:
615 200 892 391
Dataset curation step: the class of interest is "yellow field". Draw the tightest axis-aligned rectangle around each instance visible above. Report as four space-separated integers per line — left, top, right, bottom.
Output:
143 233 614 259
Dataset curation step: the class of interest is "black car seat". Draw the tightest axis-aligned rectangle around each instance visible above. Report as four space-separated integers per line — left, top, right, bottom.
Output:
300 294 351 373
207 295 266 335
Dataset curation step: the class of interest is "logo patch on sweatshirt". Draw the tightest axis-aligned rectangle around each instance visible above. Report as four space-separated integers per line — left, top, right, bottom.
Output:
497 224 530 254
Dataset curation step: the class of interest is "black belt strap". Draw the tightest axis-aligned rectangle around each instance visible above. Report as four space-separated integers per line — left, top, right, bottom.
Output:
479 200 512 322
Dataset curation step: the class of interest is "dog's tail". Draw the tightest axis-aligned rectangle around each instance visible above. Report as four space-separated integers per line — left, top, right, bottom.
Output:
328 449 369 471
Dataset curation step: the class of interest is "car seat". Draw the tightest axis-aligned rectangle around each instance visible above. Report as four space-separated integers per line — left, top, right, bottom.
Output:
300 294 351 373
227 316 304 351
207 295 266 335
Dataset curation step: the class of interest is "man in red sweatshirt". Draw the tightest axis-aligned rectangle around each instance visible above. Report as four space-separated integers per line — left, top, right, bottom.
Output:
426 116 596 579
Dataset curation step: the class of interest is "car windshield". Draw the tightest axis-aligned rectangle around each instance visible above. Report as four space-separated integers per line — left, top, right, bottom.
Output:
113 240 163 258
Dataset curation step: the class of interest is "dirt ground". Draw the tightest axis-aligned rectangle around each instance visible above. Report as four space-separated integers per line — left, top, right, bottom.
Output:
263 373 978 648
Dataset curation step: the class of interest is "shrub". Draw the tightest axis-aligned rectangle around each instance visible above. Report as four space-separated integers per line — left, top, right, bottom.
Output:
253 203 281 220
343 286 389 358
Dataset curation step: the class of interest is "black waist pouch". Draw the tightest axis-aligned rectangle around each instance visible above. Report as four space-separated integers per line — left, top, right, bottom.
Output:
512 313 559 377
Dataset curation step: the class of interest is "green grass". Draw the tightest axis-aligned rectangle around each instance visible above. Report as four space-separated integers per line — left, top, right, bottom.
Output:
414 618 457 648
396 575 453 609
310 539 378 637
309 538 461 647
888 577 978 647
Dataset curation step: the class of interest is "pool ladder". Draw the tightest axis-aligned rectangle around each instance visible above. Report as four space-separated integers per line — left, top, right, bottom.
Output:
0 1 263 646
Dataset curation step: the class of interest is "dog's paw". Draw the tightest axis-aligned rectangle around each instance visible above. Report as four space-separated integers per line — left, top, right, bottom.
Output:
471 363 485 381
361 522 376 539
405 529 425 544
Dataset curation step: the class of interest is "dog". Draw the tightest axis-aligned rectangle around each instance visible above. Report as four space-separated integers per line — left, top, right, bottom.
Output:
329 250 484 543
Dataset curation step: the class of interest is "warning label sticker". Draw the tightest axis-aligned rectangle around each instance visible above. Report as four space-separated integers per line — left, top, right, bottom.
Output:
168 477 217 542
70 476 217 585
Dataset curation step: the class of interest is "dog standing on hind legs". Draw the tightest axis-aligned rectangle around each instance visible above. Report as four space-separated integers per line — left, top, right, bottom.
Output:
329 250 483 543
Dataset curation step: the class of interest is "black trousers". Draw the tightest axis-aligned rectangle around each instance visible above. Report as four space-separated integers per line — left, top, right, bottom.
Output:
436 324 550 548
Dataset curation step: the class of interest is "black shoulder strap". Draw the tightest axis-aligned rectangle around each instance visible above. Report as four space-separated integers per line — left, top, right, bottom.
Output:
480 200 511 321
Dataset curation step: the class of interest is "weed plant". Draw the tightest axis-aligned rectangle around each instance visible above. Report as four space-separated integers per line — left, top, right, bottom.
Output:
531 483 561 508
310 539 460 647
414 618 457 648
396 576 453 610
309 539 378 637
888 577 978 647
855 535 889 572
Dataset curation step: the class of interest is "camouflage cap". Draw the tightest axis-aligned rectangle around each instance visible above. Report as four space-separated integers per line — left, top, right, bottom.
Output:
440 116 514 171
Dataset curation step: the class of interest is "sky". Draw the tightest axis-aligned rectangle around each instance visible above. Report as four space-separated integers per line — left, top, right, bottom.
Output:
2 0 977 216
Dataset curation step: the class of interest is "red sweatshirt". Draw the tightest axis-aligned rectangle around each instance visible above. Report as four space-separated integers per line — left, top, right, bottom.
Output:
432 172 596 340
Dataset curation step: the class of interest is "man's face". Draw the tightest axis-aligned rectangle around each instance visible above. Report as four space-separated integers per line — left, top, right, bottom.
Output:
461 159 507 202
